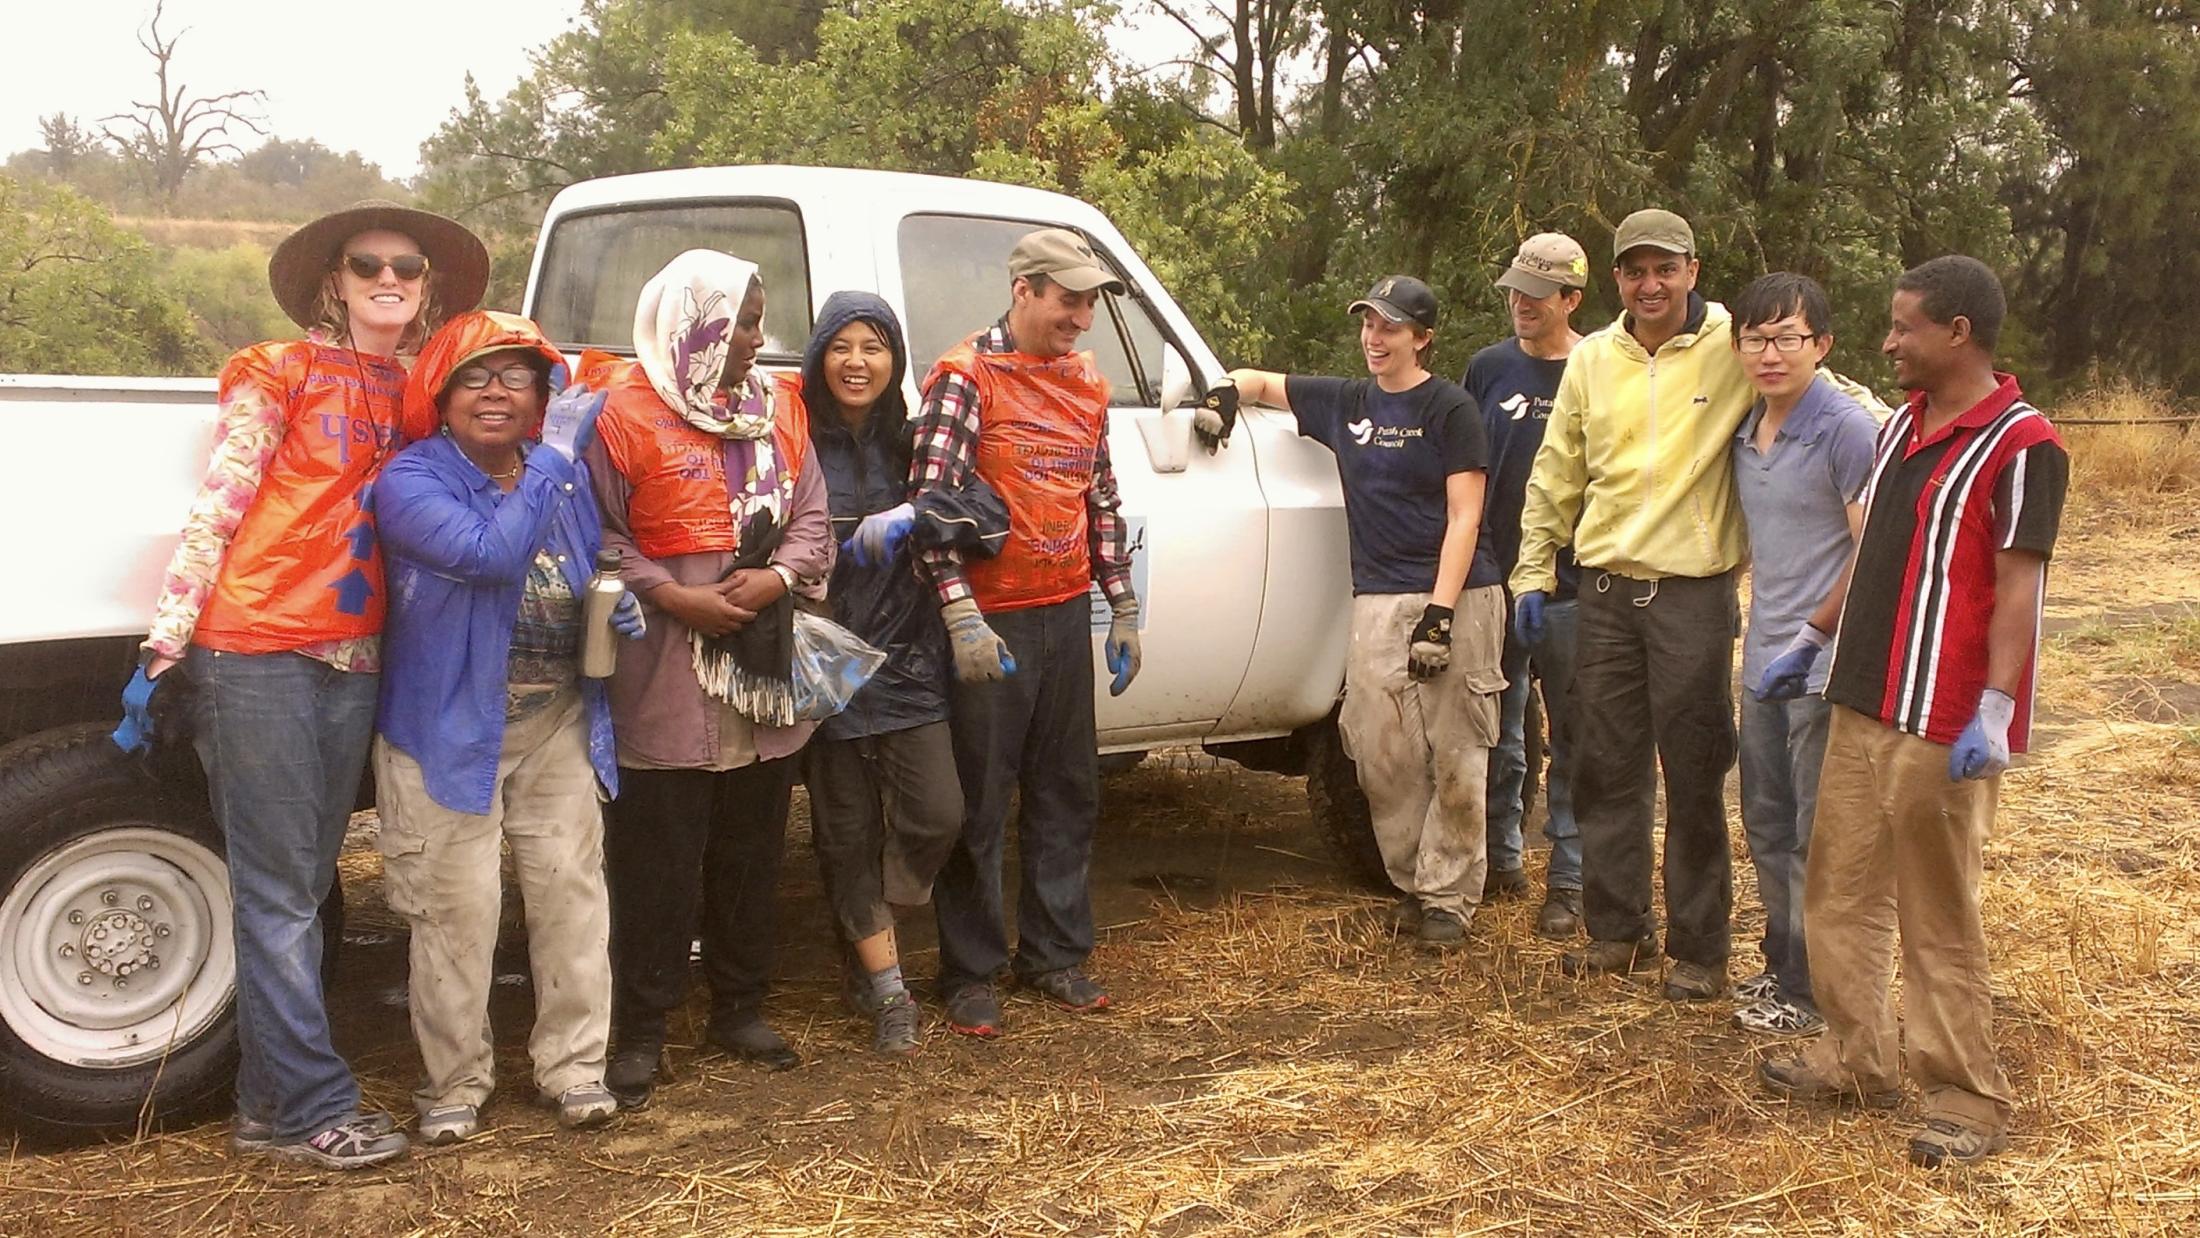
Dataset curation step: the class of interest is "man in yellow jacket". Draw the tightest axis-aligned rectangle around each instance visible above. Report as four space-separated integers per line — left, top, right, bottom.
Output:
1510 208 1753 1000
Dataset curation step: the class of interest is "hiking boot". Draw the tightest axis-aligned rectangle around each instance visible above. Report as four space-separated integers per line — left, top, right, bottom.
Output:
264 1114 411 1169
1483 866 1530 900
1385 896 1422 936
233 1109 393 1155
1417 907 1470 949
943 982 1002 1038
871 991 922 1057
1664 960 1727 1002
1733 970 1779 1003
1024 966 1111 1012
1732 995 1826 1037
1757 1053 1900 1109
1533 888 1582 940
546 1083 618 1130
1907 1117 2008 1168
710 1017 801 1072
605 1045 661 1110
1559 935 1658 976
416 1104 479 1147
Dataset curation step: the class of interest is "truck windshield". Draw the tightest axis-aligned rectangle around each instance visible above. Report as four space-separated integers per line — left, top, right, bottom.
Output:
531 201 813 359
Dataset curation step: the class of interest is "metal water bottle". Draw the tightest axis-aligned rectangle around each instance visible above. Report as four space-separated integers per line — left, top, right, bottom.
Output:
579 549 625 679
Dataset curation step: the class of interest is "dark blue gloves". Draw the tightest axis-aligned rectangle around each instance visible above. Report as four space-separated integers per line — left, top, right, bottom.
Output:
1950 688 2016 781
1754 624 1831 701
612 590 647 640
1513 590 1548 646
540 362 608 462
842 502 916 568
113 666 160 755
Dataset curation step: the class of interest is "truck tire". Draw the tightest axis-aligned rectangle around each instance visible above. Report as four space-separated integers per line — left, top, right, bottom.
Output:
0 724 237 1141
1303 716 1388 891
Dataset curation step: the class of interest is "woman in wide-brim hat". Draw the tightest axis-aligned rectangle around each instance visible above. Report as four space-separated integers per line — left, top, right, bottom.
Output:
114 200 487 1171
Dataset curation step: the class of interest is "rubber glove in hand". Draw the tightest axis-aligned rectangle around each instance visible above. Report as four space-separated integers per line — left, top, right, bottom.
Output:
1105 599 1142 695
1754 624 1830 701
1513 590 1549 646
943 598 1016 682
113 665 160 755
540 362 608 462
612 590 647 640
1949 688 2016 781
843 502 916 567
1407 603 1452 681
1193 379 1240 453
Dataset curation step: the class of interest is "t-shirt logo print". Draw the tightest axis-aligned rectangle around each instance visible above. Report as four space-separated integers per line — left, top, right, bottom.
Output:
1348 417 1375 445
1501 393 1531 421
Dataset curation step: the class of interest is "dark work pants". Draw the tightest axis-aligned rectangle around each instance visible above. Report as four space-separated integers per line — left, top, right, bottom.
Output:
804 721 965 944
934 597 1100 991
604 759 793 1049
1571 569 1739 967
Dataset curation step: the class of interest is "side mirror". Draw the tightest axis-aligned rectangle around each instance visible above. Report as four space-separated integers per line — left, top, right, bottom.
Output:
1157 346 1194 415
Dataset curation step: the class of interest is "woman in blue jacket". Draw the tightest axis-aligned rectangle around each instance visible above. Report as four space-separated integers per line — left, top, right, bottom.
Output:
372 311 640 1144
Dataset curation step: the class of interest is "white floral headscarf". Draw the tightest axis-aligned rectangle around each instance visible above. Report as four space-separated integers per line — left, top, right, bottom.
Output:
634 248 775 441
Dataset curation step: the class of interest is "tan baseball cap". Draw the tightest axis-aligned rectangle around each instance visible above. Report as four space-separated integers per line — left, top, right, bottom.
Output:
1495 233 1590 299
1613 208 1695 259
1008 228 1126 295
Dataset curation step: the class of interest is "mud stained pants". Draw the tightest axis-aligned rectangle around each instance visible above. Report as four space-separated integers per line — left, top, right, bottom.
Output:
1340 587 1506 920
1570 569 1738 967
1802 706 2014 1134
804 721 964 944
374 690 610 1113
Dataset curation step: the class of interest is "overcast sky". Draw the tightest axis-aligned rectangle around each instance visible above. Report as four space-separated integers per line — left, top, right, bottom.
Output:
5 2 1199 180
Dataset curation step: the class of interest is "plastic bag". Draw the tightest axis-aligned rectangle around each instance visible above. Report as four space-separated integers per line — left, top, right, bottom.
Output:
791 610 890 721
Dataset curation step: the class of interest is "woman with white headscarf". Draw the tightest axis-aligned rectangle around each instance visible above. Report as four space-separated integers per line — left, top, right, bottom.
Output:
577 250 832 1108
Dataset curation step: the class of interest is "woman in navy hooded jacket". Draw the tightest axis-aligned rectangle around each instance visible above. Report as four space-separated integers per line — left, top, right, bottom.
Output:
804 291 1007 1056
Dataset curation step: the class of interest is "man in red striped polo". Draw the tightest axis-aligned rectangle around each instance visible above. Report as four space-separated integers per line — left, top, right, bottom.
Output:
1753 256 2067 1168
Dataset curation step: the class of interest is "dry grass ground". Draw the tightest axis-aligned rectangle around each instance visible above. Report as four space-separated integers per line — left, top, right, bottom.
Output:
4 395 2197 1236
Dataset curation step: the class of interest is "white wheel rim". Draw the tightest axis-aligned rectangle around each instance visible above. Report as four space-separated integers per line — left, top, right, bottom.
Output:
0 826 234 1069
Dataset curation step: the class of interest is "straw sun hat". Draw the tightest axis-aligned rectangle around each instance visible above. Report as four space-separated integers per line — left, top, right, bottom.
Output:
266 200 491 329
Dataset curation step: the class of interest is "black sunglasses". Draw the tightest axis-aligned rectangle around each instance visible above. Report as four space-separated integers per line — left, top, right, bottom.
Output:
452 364 540 391
343 253 431 282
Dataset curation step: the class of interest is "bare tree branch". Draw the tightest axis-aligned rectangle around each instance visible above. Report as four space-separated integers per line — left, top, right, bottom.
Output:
96 0 267 213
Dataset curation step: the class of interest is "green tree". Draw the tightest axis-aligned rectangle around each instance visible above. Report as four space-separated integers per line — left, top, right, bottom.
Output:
0 175 217 375
165 242 294 351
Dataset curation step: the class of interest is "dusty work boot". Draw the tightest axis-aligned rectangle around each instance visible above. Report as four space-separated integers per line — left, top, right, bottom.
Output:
711 1017 801 1072
1417 907 1470 950
1757 1052 1901 1109
1384 895 1423 936
1559 934 1659 976
1483 866 1531 900
1907 1118 2008 1168
1534 888 1582 940
1664 960 1727 1002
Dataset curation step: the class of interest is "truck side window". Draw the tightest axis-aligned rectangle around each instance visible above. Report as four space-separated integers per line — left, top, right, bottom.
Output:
534 202 814 358
898 214 1164 407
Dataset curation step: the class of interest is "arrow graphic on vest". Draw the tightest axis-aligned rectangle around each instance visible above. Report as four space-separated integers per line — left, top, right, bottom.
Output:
343 519 376 561
330 568 374 616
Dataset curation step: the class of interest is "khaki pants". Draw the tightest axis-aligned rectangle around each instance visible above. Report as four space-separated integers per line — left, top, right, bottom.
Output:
1340 587 1506 919
375 690 612 1111
1802 706 2013 1133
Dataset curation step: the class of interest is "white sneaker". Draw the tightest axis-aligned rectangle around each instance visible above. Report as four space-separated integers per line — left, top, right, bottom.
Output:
1732 995 1826 1036
1732 970 1780 1003
418 1103 481 1146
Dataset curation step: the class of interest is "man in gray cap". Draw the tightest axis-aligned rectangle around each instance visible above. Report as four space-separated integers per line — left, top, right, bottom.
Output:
1462 233 1590 938
1509 209 1755 1000
908 227 1143 1038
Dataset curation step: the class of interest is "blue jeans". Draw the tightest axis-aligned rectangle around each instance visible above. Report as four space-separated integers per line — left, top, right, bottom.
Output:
189 649 377 1141
1737 690 1831 1007
1485 598 1581 889
935 599 1098 990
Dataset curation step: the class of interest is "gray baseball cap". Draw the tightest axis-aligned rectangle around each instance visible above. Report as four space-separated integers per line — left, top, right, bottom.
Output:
1613 209 1696 259
1495 233 1590 299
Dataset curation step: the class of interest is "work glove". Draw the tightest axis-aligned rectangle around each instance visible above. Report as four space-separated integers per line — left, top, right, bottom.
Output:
112 666 159 755
1193 379 1240 453
942 598 1016 682
1754 624 1830 701
612 590 647 640
1949 688 2016 781
843 502 917 568
1105 599 1143 696
1407 603 1452 681
1513 590 1549 646
539 362 609 462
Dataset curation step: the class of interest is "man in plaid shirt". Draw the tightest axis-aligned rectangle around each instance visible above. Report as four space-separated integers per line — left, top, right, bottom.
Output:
909 228 1141 1038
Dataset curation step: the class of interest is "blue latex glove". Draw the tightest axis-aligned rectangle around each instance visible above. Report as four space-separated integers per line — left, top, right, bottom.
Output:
1949 688 2016 781
612 590 647 640
113 666 159 755
539 362 608 462
1754 624 1831 701
1105 600 1142 696
842 502 916 568
1513 590 1549 646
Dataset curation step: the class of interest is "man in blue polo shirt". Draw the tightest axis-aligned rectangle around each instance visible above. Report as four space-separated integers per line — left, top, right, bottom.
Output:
1463 233 1589 938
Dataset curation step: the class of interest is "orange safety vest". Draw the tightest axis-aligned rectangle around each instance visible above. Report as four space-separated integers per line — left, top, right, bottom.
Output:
922 339 1111 613
587 353 810 560
194 341 406 653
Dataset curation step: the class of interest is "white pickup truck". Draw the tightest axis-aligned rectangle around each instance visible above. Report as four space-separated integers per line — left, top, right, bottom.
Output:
0 165 1411 1138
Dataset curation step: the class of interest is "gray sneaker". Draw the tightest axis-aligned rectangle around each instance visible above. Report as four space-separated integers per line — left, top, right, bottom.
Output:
547 1083 618 1130
871 991 922 1057
417 1103 480 1146
233 1109 393 1155
1907 1117 2009 1168
265 1114 411 1169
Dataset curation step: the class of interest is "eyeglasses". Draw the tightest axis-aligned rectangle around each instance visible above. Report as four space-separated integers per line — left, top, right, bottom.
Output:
451 365 539 391
1737 332 1821 355
343 253 431 282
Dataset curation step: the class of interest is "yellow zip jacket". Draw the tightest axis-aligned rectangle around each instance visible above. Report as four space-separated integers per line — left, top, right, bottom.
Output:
1510 298 1756 593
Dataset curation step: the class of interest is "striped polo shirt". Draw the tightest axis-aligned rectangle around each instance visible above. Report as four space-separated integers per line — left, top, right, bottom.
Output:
1824 373 2067 751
